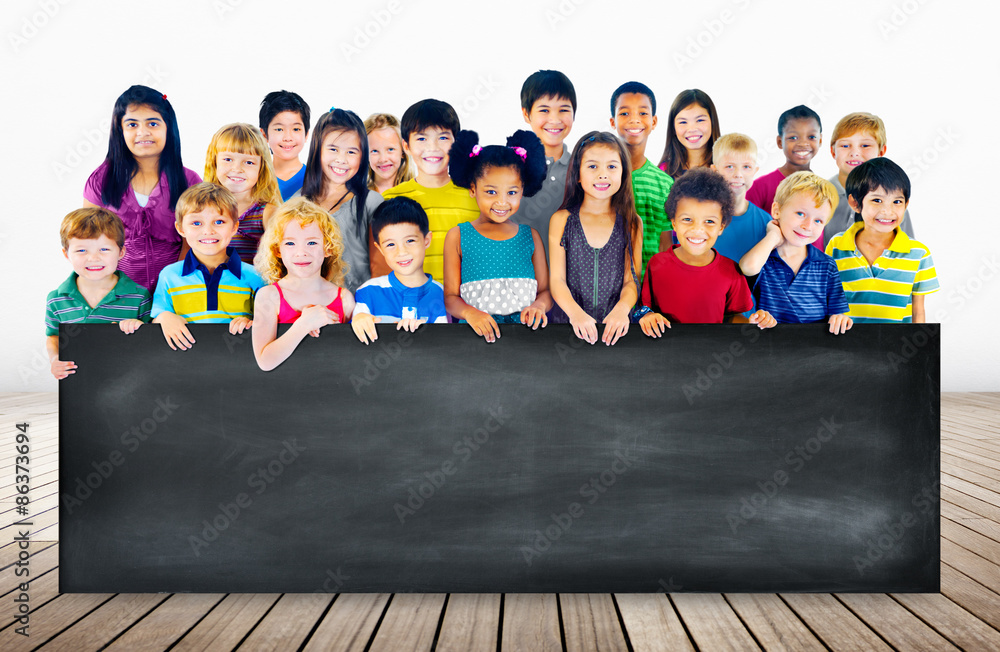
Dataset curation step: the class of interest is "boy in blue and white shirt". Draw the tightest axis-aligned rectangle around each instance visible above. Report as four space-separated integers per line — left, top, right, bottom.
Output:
352 197 448 344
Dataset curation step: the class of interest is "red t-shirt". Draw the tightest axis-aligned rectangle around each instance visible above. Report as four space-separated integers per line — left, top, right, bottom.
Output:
746 168 786 213
641 246 753 323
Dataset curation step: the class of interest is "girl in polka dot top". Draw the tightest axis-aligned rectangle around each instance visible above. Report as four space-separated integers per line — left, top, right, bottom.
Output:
443 130 552 342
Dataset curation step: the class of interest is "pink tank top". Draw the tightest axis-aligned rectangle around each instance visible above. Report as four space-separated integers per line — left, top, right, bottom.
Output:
275 283 346 324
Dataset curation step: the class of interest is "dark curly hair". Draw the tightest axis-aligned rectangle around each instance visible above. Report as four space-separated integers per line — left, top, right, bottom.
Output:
448 129 546 197
664 167 735 227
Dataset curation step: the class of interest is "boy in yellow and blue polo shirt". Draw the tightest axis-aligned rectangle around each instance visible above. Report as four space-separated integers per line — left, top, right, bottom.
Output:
825 158 938 323
152 183 264 350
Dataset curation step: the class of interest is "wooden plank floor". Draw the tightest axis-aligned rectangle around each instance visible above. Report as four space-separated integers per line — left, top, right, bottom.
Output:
1 392 998 651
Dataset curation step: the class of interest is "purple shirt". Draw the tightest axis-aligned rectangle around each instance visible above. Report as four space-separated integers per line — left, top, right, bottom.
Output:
84 161 202 291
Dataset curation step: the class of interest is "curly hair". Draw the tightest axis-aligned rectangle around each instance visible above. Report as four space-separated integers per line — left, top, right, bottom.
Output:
664 167 735 227
448 129 546 197
254 197 348 286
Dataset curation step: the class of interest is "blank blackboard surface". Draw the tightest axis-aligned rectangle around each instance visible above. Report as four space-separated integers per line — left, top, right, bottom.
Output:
59 323 940 593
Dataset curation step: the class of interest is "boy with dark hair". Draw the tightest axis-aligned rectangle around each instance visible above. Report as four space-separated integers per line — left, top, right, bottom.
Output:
259 90 311 200
352 197 447 344
826 158 938 323
610 80 674 275
747 105 823 233
152 183 264 350
46 208 152 379
515 70 577 261
638 168 776 333
382 99 477 283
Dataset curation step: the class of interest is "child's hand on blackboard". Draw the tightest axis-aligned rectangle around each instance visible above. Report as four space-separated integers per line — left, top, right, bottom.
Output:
397 317 425 333
569 309 598 345
601 304 631 346
639 312 671 338
229 317 252 335
828 313 853 335
467 309 501 343
748 310 777 329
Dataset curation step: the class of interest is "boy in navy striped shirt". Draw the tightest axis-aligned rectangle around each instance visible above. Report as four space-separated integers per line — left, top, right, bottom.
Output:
739 172 852 334
45 208 151 379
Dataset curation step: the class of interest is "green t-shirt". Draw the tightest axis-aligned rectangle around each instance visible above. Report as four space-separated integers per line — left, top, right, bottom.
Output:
631 159 674 277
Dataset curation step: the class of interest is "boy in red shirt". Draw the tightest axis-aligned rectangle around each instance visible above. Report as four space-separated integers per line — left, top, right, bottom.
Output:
638 168 776 335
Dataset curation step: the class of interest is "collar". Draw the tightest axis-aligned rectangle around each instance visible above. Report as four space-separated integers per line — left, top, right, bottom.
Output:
833 221 911 254
768 242 823 266
57 271 129 303
182 247 243 278
388 271 434 295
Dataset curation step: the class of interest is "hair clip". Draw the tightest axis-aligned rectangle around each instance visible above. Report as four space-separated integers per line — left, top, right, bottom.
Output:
510 146 527 161
469 144 482 157
587 135 596 142
162 94 167 100
329 106 337 112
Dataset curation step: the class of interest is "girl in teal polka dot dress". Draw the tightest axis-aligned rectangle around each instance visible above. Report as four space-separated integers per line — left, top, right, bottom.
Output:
443 130 552 342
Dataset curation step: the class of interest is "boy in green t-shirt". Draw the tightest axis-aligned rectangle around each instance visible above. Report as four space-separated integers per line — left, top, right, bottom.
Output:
610 81 674 276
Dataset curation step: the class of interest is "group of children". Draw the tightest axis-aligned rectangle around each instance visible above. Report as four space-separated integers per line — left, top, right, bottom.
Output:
46 72 939 376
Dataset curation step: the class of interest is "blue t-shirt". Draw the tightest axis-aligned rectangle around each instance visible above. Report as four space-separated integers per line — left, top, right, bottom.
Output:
353 272 448 323
277 165 306 201
714 202 771 264
753 246 849 323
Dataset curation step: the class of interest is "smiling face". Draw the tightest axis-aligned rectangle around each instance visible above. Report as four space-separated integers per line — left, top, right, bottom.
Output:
832 130 885 178
772 191 833 247
176 206 238 261
121 104 167 160
375 222 432 279
612 93 657 149
579 144 623 200
523 94 575 155
712 151 759 202
278 220 327 279
63 235 124 283
320 129 363 189
368 127 403 185
404 126 455 178
470 165 523 223
674 103 712 152
671 197 725 263
779 118 822 167
216 151 261 197
851 185 908 235
265 110 307 162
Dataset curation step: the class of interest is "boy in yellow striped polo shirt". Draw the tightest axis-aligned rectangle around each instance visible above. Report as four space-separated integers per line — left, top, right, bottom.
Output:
152 183 264 350
825 158 938 322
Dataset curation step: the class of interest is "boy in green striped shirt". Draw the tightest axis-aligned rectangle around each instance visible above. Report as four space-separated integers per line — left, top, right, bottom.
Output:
45 208 151 380
610 81 674 278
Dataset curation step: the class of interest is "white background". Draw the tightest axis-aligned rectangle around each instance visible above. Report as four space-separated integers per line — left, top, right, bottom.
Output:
1 0 997 391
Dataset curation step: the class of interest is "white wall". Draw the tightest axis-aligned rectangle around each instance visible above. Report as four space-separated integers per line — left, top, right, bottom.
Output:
2 0 997 391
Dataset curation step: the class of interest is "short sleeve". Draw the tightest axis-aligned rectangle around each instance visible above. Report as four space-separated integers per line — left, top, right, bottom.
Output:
912 246 940 295
151 275 173 318
725 264 754 314
44 291 60 336
83 164 107 206
353 286 372 317
825 259 849 315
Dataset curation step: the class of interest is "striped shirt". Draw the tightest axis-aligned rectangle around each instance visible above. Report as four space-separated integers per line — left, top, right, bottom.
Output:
151 248 264 322
353 272 448 323
825 221 939 323
45 272 151 335
753 246 849 323
632 159 674 277
382 179 479 284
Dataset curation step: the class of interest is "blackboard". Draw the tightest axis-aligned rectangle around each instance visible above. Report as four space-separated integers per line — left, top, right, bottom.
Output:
59 323 940 593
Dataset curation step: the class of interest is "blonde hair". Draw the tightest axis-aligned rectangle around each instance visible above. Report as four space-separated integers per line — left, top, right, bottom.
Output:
204 123 282 207
254 197 347 286
363 113 413 191
712 133 757 161
175 182 238 225
60 207 125 250
831 112 887 149
774 171 839 212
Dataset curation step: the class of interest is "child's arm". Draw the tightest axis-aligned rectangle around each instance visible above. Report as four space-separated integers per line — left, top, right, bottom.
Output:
340 288 355 323
251 285 338 371
602 216 645 346
443 226 500 342
739 219 782 276
727 310 777 328
911 294 926 323
46 335 76 379
520 228 552 330
548 211 598 344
